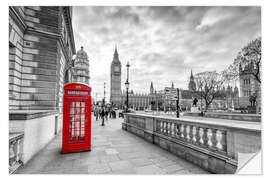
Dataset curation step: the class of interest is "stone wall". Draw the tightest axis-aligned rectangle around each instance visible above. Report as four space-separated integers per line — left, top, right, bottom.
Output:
9 6 75 110
122 113 261 174
9 6 75 166
9 111 59 164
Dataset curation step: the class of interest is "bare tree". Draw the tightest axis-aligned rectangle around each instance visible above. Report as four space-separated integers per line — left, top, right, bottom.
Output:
194 71 225 112
223 37 261 83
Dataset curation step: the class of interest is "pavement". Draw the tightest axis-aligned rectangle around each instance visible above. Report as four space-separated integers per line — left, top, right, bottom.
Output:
16 115 209 174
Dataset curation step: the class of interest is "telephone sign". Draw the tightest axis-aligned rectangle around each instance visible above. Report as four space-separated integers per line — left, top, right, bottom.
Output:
62 82 92 153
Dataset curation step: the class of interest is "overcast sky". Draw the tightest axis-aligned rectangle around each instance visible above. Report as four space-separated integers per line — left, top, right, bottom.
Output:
72 6 261 101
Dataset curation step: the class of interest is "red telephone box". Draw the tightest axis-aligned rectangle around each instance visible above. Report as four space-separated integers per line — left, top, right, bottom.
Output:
62 82 91 153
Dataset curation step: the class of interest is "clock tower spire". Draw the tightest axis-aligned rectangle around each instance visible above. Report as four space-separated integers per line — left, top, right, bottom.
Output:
110 45 122 108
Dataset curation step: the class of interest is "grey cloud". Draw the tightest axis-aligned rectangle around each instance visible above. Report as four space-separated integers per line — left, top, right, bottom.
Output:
73 6 261 96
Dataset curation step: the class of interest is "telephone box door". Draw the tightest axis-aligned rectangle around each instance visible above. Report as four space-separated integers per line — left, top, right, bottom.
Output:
65 97 90 152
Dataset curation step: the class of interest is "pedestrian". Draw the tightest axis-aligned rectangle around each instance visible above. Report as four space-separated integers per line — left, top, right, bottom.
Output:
112 109 116 118
105 107 109 121
95 106 99 121
101 107 105 126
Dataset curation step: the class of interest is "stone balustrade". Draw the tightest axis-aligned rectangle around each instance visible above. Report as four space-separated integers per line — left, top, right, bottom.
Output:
9 132 24 174
122 113 261 174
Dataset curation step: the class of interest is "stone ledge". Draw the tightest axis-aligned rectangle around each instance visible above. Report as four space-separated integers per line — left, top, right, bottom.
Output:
9 132 24 142
122 122 237 174
9 110 58 120
125 113 261 132
204 112 261 122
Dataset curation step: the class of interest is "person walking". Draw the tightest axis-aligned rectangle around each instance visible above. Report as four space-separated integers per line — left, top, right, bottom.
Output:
95 106 99 121
101 107 105 126
105 107 109 121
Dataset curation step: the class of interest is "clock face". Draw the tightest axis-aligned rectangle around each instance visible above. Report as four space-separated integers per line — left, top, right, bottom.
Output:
114 66 120 72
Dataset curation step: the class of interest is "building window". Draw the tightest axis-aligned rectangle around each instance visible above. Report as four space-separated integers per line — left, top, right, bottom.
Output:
244 78 250 85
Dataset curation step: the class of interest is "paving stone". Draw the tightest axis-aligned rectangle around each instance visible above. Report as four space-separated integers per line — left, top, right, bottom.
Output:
105 148 119 155
155 160 178 168
108 160 133 171
62 165 88 174
110 168 137 174
135 165 166 174
150 156 169 163
88 163 111 174
61 152 81 161
16 115 209 174
129 158 154 167
162 164 185 173
99 154 121 163
169 169 192 174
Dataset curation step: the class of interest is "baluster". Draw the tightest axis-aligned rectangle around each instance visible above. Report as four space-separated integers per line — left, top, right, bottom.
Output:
167 122 170 135
219 130 227 152
9 142 15 166
207 129 213 148
176 124 180 138
161 121 165 134
158 121 161 133
166 122 168 135
183 124 187 140
195 126 200 144
157 120 161 133
216 130 222 150
168 122 170 135
173 123 177 137
159 120 162 133
156 120 160 132
16 139 21 163
211 129 218 150
192 126 197 143
202 128 209 147
169 122 172 136
160 121 162 133
163 121 166 134
181 124 185 139
170 122 173 136
189 125 193 142
186 125 190 141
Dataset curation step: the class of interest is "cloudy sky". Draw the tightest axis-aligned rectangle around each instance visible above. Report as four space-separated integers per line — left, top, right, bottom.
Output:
72 6 261 101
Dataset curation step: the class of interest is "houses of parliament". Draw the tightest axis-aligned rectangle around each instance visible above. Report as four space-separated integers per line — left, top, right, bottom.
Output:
110 46 246 111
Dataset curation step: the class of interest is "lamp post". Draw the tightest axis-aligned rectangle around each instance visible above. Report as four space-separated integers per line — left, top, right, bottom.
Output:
176 88 180 118
125 61 130 112
104 82 106 103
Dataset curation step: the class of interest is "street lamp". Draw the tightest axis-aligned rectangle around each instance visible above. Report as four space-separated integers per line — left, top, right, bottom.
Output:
125 61 130 112
125 80 130 112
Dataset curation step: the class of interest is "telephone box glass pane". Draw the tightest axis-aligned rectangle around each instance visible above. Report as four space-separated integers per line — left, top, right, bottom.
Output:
68 100 88 143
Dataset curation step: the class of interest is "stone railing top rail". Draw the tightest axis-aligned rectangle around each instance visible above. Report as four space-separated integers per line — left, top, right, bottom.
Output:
205 112 261 117
124 113 261 132
9 132 24 142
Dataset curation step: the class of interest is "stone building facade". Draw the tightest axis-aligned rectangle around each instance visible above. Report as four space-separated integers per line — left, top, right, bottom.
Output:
72 46 90 85
119 82 163 111
239 62 261 110
9 6 76 164
161 71 240 111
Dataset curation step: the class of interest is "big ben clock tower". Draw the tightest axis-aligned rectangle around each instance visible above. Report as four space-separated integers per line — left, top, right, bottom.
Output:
110 45 122 108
